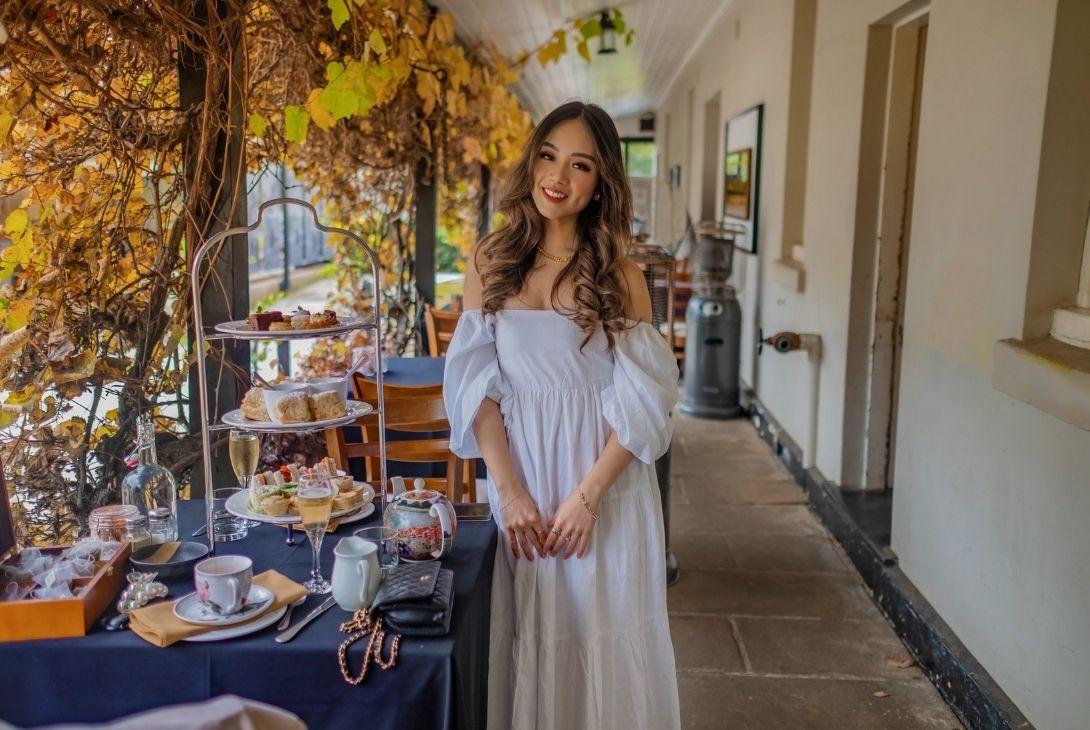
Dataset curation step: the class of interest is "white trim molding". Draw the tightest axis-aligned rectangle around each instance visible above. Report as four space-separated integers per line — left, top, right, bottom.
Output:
993 337 1090 431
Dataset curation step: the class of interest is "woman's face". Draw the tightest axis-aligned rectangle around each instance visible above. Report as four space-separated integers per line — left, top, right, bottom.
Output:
530 118 600 223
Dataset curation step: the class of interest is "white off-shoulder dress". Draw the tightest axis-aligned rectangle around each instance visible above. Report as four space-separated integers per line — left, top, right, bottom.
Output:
444 308 681 730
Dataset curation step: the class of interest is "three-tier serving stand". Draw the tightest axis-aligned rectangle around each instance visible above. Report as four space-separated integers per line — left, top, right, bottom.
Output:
189 198 389 554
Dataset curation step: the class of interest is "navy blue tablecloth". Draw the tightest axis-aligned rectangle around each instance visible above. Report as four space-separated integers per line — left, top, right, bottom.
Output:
371 357 445 387
0 501 497 730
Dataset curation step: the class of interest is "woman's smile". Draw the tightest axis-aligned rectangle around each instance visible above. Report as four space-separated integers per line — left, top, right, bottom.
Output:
541 186 569 203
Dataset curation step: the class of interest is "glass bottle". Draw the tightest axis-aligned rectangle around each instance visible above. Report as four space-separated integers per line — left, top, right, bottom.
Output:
121 416 178 542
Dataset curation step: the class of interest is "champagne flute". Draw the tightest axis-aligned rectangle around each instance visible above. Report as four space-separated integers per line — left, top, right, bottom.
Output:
228 430 261 528
297 474 333 594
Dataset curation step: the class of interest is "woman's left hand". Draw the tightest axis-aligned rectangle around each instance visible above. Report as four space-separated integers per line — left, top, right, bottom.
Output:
544 487 599 558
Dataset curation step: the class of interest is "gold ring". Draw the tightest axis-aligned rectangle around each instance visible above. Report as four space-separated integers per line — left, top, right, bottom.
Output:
551 529 562 536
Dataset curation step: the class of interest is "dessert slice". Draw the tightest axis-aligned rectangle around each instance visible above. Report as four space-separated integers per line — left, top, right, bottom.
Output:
248 310 284 331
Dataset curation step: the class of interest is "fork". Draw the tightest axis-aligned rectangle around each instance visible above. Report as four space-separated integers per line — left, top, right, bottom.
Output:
277 595 307 630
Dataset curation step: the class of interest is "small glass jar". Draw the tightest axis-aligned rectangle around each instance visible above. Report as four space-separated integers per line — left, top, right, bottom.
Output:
147 507 177 544
122 514 152 551
88 505 139 543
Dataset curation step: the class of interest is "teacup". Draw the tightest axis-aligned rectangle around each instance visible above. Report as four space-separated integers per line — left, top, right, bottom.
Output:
194 555 253 615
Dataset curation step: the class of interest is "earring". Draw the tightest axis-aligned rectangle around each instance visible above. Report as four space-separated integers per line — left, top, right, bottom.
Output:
594 193 601 201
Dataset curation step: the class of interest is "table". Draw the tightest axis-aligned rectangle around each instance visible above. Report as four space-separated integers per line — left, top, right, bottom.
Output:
0 501 497 730
372 356 445 387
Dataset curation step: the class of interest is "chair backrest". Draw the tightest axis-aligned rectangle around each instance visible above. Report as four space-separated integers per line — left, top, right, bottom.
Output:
323 392 469 501
351 374 443 401
424 304 461 356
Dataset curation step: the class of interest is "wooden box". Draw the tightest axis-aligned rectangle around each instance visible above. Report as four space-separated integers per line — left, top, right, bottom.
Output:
0 470 131 642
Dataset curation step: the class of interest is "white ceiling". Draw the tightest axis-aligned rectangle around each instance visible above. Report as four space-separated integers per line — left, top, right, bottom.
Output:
433 0 732 121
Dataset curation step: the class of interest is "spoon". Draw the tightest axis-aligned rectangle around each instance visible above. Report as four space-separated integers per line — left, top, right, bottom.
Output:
277 595 307 630
344 347 373 381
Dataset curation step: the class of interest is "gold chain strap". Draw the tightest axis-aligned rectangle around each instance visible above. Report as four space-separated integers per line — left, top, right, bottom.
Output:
337 609 401 685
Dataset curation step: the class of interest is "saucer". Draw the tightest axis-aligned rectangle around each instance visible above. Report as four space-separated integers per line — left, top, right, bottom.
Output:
173 584 274 627
183 605 287 642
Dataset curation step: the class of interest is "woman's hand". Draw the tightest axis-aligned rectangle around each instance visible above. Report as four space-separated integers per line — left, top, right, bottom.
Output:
499 490 547 561
544 488 599 559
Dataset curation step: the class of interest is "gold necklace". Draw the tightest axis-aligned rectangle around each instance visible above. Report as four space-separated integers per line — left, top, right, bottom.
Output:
537 246 572 263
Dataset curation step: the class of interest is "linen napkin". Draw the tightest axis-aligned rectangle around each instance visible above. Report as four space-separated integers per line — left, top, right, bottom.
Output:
130 570 306 647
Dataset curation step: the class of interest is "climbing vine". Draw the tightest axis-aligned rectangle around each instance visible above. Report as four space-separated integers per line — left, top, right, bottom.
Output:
0 1 630 541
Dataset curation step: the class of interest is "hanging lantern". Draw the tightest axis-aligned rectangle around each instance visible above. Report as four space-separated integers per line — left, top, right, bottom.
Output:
598 12 617 55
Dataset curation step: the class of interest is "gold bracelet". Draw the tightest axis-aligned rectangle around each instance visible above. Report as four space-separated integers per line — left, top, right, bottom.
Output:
578 491 599 521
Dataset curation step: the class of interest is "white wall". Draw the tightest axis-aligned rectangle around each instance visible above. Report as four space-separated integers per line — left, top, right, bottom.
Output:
654 0 1090 726
892 3 1090 728
655 0 813 443
613 113 655 139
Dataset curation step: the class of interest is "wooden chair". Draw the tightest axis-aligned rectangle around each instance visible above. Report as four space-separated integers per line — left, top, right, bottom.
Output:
351 374 443 400
324 392 476 502
424 303 461 356
672 270 692 366
350 374 478 496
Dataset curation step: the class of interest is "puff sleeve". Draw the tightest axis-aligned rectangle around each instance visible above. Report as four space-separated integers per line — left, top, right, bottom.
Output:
601 323 680 464
442 309 509 459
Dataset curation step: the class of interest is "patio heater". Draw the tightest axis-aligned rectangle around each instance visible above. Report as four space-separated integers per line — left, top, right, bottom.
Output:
679 223 744 419
629 244 680 586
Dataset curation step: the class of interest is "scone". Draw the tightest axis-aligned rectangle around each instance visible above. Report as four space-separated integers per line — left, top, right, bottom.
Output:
331 475 354 493
308 390 347 420
268 321 294 332
274 392 311 423
241 387 270 421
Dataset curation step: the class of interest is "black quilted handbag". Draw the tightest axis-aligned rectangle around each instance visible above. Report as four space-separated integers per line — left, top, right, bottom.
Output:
372 561 454 636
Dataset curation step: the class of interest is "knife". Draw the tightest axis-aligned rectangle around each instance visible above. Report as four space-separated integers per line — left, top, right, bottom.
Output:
274 596 336 643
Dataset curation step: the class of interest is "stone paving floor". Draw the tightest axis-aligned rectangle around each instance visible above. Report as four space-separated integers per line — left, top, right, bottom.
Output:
668 413 962 729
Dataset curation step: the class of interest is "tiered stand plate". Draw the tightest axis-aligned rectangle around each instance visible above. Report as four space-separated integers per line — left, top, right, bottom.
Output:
190 198 389 553
222 400 373 432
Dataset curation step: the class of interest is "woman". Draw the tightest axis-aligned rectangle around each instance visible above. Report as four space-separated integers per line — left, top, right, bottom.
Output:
444 101 681 730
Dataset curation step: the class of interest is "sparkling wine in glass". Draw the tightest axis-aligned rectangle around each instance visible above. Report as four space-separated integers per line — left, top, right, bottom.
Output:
229 430 261 528
298 481 333 594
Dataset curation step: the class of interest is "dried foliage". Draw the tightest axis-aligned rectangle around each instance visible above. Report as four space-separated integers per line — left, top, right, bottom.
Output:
0 0 625 541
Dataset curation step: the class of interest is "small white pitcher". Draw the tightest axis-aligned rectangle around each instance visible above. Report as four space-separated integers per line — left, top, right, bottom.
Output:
332 536 381 612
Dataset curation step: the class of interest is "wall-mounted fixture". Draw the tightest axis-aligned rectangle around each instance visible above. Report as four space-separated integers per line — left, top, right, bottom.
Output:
758 329 823 469
598 12 617 54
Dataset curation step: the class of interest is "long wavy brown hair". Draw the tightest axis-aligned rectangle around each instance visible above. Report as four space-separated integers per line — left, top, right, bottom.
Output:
475 101 634 350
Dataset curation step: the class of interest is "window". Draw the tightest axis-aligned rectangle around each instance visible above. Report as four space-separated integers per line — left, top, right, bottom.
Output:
1050 209 1090 349
622 139 656 177
621 138 655 235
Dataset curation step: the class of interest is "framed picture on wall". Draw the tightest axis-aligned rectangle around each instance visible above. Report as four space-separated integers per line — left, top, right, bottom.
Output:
723 149 752 219
722 103 763 253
